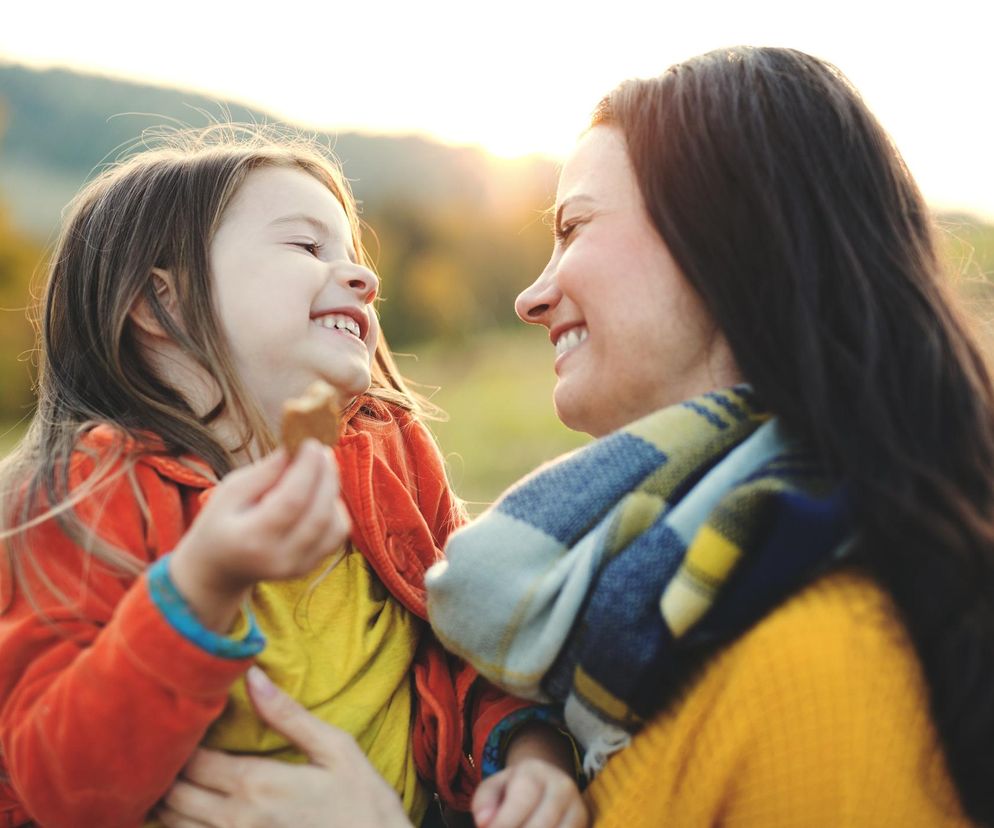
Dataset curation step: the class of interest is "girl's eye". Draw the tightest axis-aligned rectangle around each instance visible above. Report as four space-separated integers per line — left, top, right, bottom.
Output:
292 241 323 257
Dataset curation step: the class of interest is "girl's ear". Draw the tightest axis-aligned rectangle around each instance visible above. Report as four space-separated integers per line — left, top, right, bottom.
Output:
130 268 179 339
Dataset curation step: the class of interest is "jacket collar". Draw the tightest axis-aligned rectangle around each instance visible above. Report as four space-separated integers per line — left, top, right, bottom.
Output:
82 424 216 490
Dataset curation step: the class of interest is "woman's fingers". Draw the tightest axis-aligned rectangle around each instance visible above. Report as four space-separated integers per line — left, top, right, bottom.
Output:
245 666 356 768
178 748 264 794
158 777 227 826
156 806 213 828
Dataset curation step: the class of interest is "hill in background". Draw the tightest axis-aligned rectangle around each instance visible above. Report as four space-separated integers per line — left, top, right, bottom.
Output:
0 61 558 239
0 61 561 351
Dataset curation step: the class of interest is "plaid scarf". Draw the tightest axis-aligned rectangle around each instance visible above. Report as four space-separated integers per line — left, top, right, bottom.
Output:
426 387 851 775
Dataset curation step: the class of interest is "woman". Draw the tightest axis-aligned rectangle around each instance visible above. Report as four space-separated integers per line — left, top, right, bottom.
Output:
161 46 990 826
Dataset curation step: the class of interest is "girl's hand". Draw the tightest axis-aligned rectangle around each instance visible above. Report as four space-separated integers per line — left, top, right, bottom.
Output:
473 746 589 828
169 440 351 631
472 760 589 828
157 667 411 828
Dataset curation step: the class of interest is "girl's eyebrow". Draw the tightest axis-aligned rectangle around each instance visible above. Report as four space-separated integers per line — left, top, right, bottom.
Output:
269 213 332 237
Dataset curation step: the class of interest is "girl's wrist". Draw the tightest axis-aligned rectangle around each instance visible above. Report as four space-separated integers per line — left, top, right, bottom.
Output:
167 549 252 633
503 722 576 774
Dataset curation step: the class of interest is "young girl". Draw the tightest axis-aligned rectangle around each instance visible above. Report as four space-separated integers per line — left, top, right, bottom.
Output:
0 127 582 828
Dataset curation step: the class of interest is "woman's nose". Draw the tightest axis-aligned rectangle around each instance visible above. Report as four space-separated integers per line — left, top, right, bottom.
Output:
342 264 379 304
514 263 560 326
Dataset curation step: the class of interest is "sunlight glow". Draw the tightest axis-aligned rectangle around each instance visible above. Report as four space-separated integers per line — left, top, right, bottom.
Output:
2 0 992 219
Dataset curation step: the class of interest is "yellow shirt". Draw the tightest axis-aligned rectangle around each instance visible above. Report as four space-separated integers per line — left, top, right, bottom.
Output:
587 571 971 827
204 548 430 823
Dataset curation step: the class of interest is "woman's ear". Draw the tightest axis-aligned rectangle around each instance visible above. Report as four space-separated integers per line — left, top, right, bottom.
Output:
130 268 178 340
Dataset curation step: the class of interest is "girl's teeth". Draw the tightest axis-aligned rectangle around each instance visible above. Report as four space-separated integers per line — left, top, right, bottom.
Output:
314 314 361 337
555 326 588 358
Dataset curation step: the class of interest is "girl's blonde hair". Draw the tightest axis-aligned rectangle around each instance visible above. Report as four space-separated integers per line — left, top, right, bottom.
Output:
1 124 427 612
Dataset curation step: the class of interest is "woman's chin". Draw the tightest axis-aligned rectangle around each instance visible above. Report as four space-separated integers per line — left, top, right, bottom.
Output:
553 386 605 438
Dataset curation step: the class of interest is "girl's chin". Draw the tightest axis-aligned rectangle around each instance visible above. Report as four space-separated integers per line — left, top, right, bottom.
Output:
320 368 372 400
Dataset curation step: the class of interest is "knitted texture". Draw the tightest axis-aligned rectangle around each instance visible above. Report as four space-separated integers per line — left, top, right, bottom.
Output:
427 387 850 773
586 571 971 827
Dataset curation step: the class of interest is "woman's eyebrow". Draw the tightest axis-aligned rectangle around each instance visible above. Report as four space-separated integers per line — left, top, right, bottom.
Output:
269 213 332 237
555 195 595 228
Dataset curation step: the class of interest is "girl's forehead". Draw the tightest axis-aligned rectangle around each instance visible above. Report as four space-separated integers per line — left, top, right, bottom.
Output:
223 166 349 228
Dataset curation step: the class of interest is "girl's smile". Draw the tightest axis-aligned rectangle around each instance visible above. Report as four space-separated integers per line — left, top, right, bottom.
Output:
209 166 380 430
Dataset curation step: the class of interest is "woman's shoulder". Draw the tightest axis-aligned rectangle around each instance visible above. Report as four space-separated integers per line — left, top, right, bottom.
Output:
719 568 933 737
697 568 966 821
588 569 970 826
741 568 907 663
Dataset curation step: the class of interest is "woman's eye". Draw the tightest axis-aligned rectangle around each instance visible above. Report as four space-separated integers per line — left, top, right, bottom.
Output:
555 221 579 244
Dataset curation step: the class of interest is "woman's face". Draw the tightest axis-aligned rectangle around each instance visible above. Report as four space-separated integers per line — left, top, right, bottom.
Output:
515 125 740 437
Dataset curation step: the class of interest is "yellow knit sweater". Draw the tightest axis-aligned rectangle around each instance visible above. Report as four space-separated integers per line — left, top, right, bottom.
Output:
586 570 972 827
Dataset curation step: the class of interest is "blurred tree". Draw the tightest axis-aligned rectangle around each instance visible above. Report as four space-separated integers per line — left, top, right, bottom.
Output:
0 197 41 422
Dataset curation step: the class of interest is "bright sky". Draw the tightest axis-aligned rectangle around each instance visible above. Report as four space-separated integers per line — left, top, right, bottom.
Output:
2 0 992 219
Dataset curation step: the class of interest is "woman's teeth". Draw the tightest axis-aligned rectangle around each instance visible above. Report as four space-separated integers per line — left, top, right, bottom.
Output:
555 326 588 358
313 314 361 338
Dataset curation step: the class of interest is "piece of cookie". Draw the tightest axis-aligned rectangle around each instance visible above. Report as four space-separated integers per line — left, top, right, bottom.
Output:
281 380 342 455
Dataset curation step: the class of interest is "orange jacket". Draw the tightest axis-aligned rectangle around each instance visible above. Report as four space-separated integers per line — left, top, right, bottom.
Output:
0 400 525 827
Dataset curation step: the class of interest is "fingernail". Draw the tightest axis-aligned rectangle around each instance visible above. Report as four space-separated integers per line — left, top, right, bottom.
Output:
246 665 277 699
474 805 495 826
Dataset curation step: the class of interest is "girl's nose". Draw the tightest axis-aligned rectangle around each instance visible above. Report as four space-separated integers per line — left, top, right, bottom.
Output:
342 264 379 304
514 263 560 326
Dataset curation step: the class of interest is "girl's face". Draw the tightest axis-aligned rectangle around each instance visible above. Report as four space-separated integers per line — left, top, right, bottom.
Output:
210 166 380 428
514 126 740 437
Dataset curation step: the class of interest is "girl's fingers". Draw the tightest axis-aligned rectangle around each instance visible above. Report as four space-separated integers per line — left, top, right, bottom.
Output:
559 799 590 828
253 440 325 528
520 784 572 828
216 447 290 506
472 772 508 828
279 455 348 560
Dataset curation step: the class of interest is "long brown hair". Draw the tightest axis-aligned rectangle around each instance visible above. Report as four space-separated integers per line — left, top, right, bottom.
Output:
595 47 994 823
1 124 426 611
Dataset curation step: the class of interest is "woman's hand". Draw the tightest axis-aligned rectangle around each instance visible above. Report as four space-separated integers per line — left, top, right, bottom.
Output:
169 440 351 631
472 725 589 828
157 666 412 828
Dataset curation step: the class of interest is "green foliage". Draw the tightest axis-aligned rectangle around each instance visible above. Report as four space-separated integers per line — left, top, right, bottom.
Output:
368 199 553 344
0 198 39 423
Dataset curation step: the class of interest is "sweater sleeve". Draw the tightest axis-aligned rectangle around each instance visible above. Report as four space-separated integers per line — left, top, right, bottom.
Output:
0 458 253 828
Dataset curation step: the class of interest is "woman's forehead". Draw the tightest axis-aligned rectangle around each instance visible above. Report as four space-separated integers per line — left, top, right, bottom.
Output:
556 125 634 209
